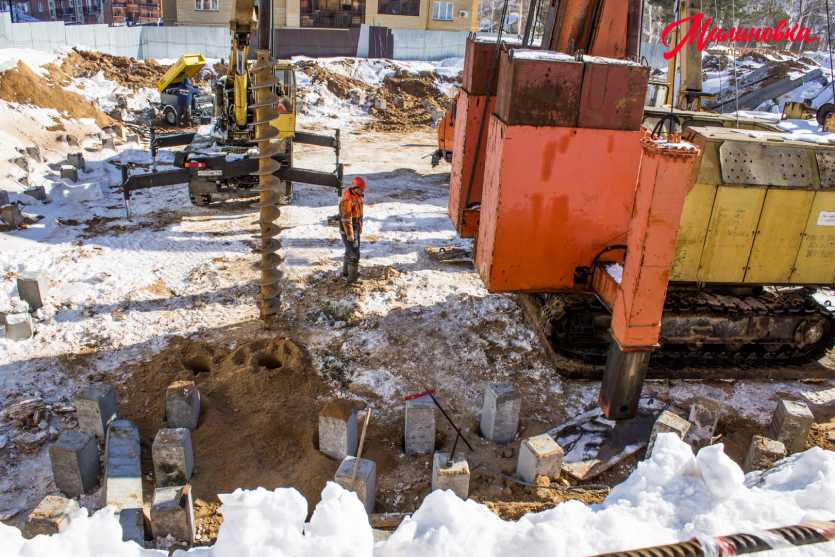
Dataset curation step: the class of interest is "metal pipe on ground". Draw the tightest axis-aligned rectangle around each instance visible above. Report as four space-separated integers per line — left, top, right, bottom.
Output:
588 520 835 557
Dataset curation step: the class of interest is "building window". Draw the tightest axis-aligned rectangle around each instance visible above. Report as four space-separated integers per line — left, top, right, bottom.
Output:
431 1 452 20
378 0 419 16
195 0 218 11
300 0 365 28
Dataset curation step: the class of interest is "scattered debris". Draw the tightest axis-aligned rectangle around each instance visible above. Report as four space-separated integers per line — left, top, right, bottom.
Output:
549 407 655 481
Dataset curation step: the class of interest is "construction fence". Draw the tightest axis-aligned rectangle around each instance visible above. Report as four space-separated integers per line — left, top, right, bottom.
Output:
0 13 468 61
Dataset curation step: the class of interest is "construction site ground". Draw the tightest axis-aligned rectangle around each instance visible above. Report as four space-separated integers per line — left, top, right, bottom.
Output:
0 49 834 549
2 127 834 542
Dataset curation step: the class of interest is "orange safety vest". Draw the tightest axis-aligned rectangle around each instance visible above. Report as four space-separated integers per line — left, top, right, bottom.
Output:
339 189 364 220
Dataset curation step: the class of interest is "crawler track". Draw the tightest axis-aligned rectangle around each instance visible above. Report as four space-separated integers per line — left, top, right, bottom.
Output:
520 288 835 380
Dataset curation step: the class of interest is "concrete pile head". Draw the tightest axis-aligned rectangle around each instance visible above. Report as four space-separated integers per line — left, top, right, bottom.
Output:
75 383 118 438
49 430 99 497
16 272 47 311
686 396 722 448
151 485 195 544
480 382 521 444
647 410 691 457
335 456 377 513
769 399 814 454
5 312 33 340
743 435 787 472
516 433 564 483
431 452 470 499
23 495 79 539
404 394 436 455
165 380 201 430
319 399 358 461
153 428 194 487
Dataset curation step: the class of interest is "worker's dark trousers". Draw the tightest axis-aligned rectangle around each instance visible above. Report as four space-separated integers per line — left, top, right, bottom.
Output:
340 218 361 279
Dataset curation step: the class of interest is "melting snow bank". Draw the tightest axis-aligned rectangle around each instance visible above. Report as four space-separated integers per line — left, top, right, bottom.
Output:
1 435 834 556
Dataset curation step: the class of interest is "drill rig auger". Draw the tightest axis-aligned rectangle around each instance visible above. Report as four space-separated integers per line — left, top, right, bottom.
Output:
116 0 344 325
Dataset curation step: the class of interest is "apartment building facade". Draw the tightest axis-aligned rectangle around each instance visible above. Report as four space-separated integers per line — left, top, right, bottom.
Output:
171 0 477 32
9 0 160 24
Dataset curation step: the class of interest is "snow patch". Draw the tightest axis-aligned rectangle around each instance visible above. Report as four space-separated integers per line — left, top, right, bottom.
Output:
3 437 834 555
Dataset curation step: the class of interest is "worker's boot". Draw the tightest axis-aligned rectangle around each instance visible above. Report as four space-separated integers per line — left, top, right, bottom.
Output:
346 262 359 283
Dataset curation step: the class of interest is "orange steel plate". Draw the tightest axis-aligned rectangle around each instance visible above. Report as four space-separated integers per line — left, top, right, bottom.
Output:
448 90 495 238
475 117 642 292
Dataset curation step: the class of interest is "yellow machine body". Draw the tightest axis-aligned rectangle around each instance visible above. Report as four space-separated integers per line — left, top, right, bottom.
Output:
156 54 207 92
672 126 835 286
271 63 296 140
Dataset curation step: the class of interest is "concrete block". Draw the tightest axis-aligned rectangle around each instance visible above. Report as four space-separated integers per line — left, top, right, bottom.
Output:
153 428 193 487
769 399 814 454
743 435 787 472
60 165 78 182
319 400 358 460
49 430 99 497
335 457 376 513
126 133 140 144
432 452 470 499
67 152 85 170
118 507 145 545
102 136 116 150
5 312 33 340
0 203 24 227
16 272 47 311
404 395 435 455
151 485 194 543
479 383 521 444
0 190 9 206
24 495 79 538
105 420 143 510
25 145 42 162
516 433 564 483
166 380 200 430
23 186 46 202
75 383 118 438
57 134 80 147
686 397 722 448
12 156 29 172
647 410 691 456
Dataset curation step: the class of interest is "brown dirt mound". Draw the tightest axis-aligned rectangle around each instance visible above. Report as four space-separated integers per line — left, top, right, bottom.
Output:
0 61 112 127
116 333 338 515
50 49 214 91
369 69 451 132
297 59 372 100
57 50 169 90
296 60 455 132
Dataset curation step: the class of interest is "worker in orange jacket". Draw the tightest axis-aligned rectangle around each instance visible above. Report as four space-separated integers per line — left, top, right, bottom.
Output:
339 176 366 282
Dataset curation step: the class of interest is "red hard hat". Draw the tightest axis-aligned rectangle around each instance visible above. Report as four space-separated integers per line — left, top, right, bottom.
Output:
352 176 367 191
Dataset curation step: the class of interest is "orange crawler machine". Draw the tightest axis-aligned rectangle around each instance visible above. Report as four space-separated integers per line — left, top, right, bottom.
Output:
472 48 681 419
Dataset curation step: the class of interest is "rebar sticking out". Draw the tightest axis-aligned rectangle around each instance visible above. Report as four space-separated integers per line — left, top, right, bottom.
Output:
251 50 283 322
